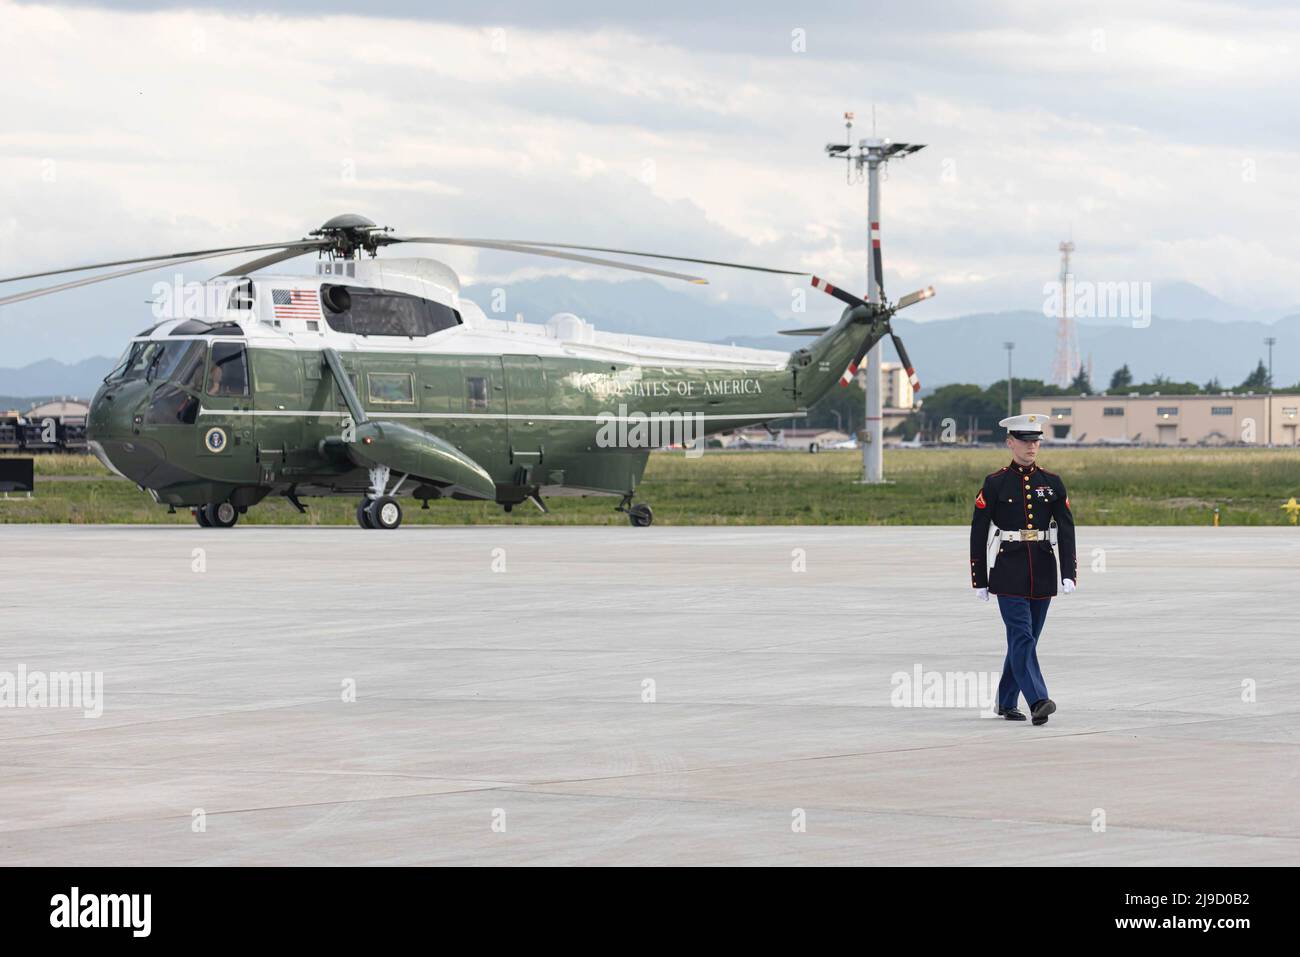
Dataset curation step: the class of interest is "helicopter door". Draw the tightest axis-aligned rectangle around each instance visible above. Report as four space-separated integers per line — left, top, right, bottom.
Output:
197 340 256 482
249 347 305 482
503 356 548 483
453 357 506 475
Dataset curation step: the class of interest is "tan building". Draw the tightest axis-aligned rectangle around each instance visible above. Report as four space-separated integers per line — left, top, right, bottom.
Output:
854 361 915 410
1021 393 1300 446
25 398 89 421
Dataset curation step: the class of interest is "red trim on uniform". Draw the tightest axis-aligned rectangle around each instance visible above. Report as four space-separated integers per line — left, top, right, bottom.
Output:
975 489 986 509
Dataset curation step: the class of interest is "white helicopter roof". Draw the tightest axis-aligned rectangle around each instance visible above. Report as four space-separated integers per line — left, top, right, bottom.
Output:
141 255 790 371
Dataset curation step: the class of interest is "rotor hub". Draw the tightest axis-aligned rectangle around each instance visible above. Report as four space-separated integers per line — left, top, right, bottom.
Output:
310 213 393 258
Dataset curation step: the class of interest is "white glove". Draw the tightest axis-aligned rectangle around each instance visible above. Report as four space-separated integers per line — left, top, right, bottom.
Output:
1062 579 1076 594
975 587 990 602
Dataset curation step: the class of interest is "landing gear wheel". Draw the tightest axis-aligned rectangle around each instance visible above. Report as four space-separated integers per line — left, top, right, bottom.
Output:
356 499 374 529
368 496 402 530
628 503 654 527
204 502 239 528
193 506 211 528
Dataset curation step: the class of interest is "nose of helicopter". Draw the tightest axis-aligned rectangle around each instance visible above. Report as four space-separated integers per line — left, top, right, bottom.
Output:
86 381 156 481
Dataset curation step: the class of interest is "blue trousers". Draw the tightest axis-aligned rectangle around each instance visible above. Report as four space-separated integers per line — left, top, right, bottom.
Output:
996 596 1051 710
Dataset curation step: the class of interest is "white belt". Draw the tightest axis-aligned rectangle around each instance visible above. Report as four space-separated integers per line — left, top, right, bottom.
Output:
987 521 1057 572
998 523 1057 543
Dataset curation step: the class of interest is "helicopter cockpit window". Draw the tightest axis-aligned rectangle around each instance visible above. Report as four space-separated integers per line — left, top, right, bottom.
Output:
227 280 255 311
108 342 158 382
146 340 205 384
206 342 249 397
105 342 144 382
174 342 207 391
145 384 200 425
320 284 461 337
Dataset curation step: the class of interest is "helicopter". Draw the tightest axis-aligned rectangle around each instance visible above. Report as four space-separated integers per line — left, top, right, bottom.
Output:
0 214 933 529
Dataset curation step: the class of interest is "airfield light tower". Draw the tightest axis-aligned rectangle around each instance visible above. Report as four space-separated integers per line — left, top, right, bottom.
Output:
1051 240 1079 388
824 111 925 483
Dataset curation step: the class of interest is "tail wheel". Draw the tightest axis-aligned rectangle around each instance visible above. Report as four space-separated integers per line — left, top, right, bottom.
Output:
367 496 402 530
628 503 654 527
356 500 374 529
204 502 239 528
193 506 212 528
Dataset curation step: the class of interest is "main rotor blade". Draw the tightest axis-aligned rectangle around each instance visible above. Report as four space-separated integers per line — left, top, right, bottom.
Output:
0 240 314 285
811 275 869 310
895 286 936 310
388 237 709 284
425 240 807 278
870 221 885 301
213 242 326 278
0 248 297 307
839 332 875 386
889 330 921 392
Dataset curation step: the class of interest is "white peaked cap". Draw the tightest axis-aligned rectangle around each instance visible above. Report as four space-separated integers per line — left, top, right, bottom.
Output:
998 413 1047 434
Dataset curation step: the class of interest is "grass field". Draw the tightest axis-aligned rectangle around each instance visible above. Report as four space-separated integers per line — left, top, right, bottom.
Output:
3 446 1299 526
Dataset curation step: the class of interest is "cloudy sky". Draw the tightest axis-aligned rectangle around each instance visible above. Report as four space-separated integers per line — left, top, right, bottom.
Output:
1 0 1297 364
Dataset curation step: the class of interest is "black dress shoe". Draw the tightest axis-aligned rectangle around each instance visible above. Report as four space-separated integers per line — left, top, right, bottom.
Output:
1031 698 1057 725
994 706 1027 721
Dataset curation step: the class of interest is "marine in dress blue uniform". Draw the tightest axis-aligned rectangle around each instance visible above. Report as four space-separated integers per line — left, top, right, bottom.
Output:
969 413 1077 725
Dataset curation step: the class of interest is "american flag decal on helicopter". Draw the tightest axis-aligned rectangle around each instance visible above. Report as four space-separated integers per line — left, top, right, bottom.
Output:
272 288 320 320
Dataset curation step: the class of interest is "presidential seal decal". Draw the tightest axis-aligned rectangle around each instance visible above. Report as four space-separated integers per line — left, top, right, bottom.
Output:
204 427 228 453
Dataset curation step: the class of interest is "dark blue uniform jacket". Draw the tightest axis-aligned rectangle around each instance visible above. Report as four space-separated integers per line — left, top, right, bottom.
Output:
970 461 1077 598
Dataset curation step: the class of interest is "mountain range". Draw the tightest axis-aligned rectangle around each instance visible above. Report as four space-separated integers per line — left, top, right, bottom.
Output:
2 278 1295 399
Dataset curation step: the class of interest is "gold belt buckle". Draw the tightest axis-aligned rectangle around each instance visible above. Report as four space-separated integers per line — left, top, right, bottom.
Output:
1022 529 1039 541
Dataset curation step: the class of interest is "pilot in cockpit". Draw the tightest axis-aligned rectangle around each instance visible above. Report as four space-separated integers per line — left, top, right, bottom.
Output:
207 356 245 396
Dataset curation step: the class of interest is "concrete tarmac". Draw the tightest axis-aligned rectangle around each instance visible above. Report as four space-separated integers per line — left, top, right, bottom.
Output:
0 524 1296 866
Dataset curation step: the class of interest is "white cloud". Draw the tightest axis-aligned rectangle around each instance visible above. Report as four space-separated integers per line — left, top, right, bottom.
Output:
0 0 1297 365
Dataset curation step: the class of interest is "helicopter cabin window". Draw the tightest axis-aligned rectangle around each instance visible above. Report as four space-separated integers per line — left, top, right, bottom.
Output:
227 280 255 312
367 372 415 405
320 284 461 337
206 342 249 397
467 376 489 410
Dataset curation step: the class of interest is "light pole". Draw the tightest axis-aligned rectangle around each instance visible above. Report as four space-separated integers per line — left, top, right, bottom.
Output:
1004 342 1015 418
824 112 924 483
1265 336 1277 446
